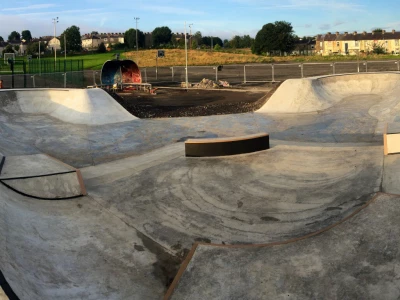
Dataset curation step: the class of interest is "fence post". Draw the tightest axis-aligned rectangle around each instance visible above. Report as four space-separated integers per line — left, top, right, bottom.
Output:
397 61 400 72
331 62 335 75
31 75 36 88
23 61 27 88
243 65 246 83
144 68 147 83
215 66 218 82
171 67 174 82
272 64 275 82
63 73 67 88
300 63 304 78
93 71 97 86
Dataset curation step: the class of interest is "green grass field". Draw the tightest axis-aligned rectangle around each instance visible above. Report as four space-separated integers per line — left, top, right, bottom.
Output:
9 49 400 71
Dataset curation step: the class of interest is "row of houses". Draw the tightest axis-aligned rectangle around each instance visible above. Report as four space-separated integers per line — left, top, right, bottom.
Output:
0 36 62 56
316 30 400 55
81 32 189 50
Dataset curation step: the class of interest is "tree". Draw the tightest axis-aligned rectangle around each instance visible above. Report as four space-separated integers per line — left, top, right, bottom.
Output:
8 31 20 41
0 36 3 42
241 35 254 48
3 45 15 54
124 28 145 49
60 25 82 52
27 42 40 55
372 28 383 33
223 39 230 48
98 42 106 53
14 45 20 52
252 21 295 55
201 36 223 48
152 26 172 47
21 30 32 42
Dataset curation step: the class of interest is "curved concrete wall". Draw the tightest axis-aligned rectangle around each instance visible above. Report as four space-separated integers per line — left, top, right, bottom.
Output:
257 73 400 113
0 88 137 125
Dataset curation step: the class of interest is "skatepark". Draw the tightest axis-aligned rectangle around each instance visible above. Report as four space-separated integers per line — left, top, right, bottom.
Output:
1 72 400 299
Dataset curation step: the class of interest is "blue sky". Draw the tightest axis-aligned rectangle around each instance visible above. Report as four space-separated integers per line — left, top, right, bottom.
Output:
1 0 400 41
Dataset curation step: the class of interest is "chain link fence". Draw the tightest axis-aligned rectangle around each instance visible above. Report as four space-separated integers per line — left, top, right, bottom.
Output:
1 60 400 89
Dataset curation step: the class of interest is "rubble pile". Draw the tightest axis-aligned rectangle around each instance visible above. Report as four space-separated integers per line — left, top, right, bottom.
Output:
181 78 231 89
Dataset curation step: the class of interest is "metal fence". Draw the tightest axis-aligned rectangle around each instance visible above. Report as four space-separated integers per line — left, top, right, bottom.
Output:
1 60 399 89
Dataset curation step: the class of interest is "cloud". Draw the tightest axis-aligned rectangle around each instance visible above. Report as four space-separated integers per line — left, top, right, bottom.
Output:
319 24 331 30
255 0 365 12
139 5 204 15
333 21 346 26
2 3 57 11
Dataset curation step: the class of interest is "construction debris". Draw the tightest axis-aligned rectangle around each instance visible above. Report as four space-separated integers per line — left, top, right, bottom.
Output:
183 78 231 89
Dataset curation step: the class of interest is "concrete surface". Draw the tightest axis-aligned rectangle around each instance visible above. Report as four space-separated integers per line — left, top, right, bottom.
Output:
168 193 400 300
83 142 382 249
0 154 83 199
257 73 400 115
0 154 75 179
0 88 136 125
0 74 400 299
382 154 400 194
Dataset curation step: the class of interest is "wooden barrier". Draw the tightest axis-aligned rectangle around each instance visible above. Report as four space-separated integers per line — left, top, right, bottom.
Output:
185 133 269 157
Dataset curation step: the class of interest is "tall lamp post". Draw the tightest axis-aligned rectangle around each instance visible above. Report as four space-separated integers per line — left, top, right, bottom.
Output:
188 24 193 50
134 17 140 64
52 17 59 70
184 21 189 89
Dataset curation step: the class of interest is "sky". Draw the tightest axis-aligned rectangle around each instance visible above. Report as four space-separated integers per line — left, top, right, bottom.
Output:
1 0 400 41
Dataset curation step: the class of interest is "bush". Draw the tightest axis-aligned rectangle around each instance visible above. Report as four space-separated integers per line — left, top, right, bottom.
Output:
214 44 221 51
98 42 106 53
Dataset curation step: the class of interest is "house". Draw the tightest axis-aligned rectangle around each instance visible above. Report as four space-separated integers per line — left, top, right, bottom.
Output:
292 39 316 55
81 33 125 50
48 37 61 51
316 30 400 56
82 34 101 50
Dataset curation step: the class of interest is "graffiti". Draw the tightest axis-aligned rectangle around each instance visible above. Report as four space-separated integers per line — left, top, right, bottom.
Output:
101 60 142 85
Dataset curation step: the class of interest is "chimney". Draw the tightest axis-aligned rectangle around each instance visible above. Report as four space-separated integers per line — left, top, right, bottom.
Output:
344 32 348 36
363 31 367 35
392 29 396 34
336 31 339 36
382 30 386 34
327 32 331 35
353 31 357 35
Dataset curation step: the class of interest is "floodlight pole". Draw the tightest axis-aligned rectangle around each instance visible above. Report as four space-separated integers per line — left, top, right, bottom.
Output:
52 17 59 71
135 17 140 64
39 41 41 75
185 21 189 89
189 24 193 50
64 34 66 60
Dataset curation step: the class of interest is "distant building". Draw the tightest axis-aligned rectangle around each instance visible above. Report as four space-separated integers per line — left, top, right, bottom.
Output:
316 30 400 55
48 37 61 51
292 39 316 55
81 33 124 50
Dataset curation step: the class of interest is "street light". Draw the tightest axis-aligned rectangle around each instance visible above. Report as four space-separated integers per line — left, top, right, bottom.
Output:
134 17 140 64
52 17 59 70
184 21 189 89
188 24 193 50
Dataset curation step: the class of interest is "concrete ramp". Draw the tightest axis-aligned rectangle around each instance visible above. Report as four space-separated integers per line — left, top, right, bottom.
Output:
167 193 400 300
0 88 137 125
257 73 400 113
0 154 86 200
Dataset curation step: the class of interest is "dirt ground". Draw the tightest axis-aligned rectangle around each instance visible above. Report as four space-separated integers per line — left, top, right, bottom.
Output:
112 83 278 118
